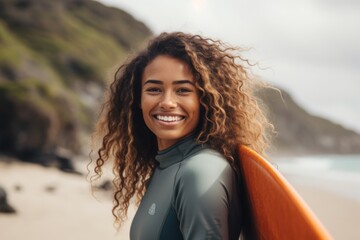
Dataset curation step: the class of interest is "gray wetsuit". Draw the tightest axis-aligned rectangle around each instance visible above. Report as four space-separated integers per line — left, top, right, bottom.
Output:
130 135 243 240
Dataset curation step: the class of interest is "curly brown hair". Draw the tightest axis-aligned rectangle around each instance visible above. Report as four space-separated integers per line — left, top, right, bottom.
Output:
91 32 273 226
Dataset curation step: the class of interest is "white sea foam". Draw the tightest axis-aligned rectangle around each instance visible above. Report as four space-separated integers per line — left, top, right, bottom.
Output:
276 155 360 201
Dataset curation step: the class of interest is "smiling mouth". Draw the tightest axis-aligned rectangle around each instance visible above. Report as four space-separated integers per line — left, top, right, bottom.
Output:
154 115 185 122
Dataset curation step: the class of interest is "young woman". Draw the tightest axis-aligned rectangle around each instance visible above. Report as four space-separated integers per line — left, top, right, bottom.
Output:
92 32 272 239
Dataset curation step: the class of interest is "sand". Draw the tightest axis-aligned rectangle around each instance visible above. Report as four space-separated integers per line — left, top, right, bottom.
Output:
289 181 360 240
0 160 135 240
1 159 359 240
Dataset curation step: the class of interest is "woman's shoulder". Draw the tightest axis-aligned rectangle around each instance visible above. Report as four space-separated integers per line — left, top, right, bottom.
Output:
174 147 237 198
185 146 230 165
179 147 234 181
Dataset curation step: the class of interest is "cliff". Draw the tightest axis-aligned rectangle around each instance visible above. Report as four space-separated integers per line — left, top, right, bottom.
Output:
0 0 151 159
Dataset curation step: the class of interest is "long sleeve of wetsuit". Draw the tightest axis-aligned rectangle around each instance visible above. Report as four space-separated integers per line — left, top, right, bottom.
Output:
172 150 240 240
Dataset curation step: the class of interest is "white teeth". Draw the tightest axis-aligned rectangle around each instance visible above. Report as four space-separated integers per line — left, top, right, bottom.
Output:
156 115 183 122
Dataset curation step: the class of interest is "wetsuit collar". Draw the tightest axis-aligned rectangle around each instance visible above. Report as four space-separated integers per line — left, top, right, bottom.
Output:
155 134 207 169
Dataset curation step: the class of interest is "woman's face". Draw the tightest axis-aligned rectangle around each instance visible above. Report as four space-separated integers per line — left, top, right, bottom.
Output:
141 55 200 150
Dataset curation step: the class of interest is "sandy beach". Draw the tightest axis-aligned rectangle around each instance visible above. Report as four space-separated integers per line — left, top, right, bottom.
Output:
0 159 136 240
1 159 359 240
292 184 360 240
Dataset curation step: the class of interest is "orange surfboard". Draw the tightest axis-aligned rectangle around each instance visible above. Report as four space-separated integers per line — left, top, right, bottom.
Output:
237 145 333 240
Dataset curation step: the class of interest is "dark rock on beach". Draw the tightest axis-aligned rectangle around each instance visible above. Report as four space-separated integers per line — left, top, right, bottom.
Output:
20 151 82 174
44 185 57 193
0 186 16 214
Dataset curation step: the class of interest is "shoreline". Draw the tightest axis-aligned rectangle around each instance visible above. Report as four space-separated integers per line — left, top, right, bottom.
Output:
277 155 360 240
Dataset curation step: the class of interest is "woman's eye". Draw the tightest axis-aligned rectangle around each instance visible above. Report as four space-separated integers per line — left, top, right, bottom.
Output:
177 88 191 94
145 88 161 93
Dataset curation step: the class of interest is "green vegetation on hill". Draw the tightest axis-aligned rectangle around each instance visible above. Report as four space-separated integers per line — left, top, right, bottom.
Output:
0 0 152 157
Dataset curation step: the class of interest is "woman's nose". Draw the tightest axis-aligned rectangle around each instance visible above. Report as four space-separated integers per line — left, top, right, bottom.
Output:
159 92 177 109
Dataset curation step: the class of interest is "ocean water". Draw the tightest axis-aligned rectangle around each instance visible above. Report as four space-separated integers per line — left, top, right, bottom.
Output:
275 155 360 202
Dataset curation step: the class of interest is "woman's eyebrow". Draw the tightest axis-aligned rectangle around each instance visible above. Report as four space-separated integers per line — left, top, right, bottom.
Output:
143 80 194 85
143 80 162 85
173 80 195 85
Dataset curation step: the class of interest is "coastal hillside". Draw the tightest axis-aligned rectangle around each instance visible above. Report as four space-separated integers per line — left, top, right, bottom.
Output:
0 0 358 162
258 87 360 155
0 0 151 159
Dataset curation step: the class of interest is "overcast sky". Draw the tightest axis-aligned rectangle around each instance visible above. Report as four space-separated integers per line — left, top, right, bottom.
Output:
97 0 360 133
